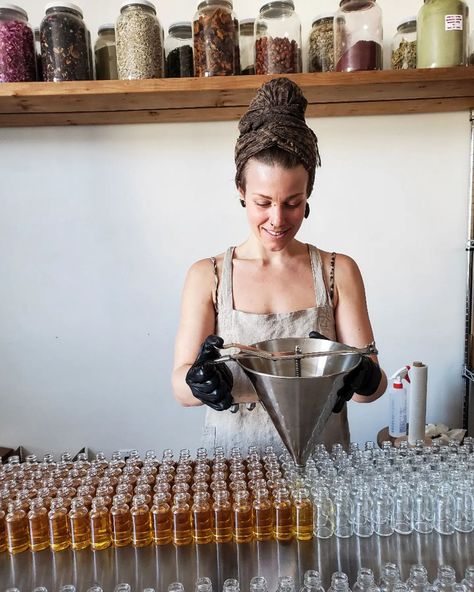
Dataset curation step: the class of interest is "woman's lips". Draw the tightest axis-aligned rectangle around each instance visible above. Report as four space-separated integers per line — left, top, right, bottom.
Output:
262 227 290 238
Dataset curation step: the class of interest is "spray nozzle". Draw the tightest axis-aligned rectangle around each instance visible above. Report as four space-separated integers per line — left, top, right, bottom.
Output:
390 366 411 385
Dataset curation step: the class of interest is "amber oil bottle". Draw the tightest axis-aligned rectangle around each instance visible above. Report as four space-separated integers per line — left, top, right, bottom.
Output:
131 494 151 547
293 488 313 541
90 496 111 550
48 498 70 551
273 488 294 542
172 492 192 546
68 498 90 550
5 500 29 554
233 490 253 543
151 493 172 545
27 498 49 552
0 508 6 552
191 492 213 544
110 494 132 547
213 490 233 543
252 488 274 541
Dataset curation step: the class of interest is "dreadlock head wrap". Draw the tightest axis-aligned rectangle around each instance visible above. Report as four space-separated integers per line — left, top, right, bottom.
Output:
235 77 321 197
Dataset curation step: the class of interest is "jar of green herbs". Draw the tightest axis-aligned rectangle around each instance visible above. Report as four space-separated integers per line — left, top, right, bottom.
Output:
391 18 416 69
417 0 469 68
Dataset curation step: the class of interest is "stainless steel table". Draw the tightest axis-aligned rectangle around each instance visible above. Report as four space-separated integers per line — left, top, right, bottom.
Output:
0 532 473 592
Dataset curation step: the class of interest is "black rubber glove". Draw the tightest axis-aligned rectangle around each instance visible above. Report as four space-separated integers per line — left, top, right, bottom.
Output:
185 335 234 411
309 331 381 413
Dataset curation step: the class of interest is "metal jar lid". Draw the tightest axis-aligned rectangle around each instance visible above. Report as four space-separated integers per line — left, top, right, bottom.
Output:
260 0 295 14
312 12 334 27
396 16 417 33
98 23 115 34
197 0 233 11
45 2 84 18
0 3 28 19
120 0 156 13
168 21 192 36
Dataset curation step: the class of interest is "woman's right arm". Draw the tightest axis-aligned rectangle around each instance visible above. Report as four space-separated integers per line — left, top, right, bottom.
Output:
172 259 218 407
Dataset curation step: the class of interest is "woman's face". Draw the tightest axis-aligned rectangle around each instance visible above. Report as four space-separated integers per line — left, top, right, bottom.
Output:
239 159 308 251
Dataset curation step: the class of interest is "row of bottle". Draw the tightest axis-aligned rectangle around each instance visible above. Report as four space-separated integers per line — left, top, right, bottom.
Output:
5 565 474 592
0 0 471 83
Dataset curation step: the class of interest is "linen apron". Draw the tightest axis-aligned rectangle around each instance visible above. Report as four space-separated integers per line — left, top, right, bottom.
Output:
202 245 350 455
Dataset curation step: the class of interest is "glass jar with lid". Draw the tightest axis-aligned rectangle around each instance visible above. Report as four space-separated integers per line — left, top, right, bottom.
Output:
0 4 36 82
417 0 469 68
255 1 302 75
308 13 335 72
40 3 90 82
116 0 164 80
193 0 238 76
239 18 255 74
334 0 383 72
95 24 118 80
34 27 42 80
165 22 194 78
392 18 417 69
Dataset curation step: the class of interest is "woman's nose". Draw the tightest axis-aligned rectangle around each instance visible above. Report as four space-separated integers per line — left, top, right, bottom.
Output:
270 205 284 228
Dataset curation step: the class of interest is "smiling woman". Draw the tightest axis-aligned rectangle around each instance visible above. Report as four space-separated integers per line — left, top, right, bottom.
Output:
171 77 387 454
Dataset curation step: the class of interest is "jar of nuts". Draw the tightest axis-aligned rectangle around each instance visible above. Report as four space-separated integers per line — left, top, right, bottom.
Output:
255 0 302 75
308 14 335 72
193 0 239 77
116 0 164 80
391 18 416 70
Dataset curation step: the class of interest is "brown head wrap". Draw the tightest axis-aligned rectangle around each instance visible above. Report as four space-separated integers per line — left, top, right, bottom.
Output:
235 77 321 196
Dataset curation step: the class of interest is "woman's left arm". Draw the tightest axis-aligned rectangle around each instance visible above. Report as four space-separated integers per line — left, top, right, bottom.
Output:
333 254 387 403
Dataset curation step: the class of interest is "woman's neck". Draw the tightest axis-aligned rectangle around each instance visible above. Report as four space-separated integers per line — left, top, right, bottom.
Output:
235 236 308 264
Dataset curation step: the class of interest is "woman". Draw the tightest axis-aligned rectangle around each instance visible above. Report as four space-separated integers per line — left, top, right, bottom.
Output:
172 78 387 454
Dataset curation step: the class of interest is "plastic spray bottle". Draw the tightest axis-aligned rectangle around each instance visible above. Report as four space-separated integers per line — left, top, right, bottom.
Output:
389 366 410 438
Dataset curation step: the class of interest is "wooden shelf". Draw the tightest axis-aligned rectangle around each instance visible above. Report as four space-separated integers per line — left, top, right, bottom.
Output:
1 67 474 126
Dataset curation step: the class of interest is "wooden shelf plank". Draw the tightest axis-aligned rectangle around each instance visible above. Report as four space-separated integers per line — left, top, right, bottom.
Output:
0 68 473 126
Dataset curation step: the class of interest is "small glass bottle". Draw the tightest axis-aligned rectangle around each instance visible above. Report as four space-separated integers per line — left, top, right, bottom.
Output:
131 494 151 547
213 489 233 543
293 488 313 541
334 0 383 72
195 577 213 592
193 0 238 77
172 492 193 546
0 508 6 552
48 498 70 552
110 495 132 547
328 573 351 592
255 0 302 74
151 493 172 545
239 18 255 74
250 577 268 592
273 487 293 541
5 500 29 554
233 489 253 543
68 498 90 551
433 566 456 592
413 482 434 534
461 568 474 592
192 491 213 544
380 564 401 592
312 486 334 539
333 486 352 539
252 488 273 541
301 570 325 592
90 497 111 550
27 498 49 552
373 483 394 537
352 484 373 538
94 24 118 80
454 481 474 533
353 568 380 592
308 14 335 72
277 576 296 592
116 1 164 80
0 4 36 82
165 22 194 78
391 18 417 69
417 0 469 68
407 566 430 592
434 484 455 535
40 3 91 82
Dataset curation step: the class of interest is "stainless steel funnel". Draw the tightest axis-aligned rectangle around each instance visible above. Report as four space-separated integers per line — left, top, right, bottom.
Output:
237 337 362 467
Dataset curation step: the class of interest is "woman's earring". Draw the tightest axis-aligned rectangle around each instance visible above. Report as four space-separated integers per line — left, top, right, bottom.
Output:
304 203 310 219
240 199 246 208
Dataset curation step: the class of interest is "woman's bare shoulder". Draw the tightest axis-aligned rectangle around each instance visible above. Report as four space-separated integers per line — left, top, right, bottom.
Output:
184 252 226 299
318 249 361 277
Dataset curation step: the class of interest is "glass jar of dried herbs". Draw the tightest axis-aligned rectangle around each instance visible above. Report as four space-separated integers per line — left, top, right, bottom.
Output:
165 22 194 78
40 3 91 82
193 0 238 77
417 0 469 68
239 19 255 75
116 0 164 80
392 18 417 70
94 24 118 80
334 0 383 72
308 14 335 72
255 0 302 75
0 4 36 82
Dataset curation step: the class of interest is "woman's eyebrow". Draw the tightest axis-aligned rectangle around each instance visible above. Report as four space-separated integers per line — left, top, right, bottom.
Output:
252 192 305 200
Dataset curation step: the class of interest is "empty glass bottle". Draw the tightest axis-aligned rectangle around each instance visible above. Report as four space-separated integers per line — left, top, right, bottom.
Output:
195 577 213 592
379 564 401 592
393 482 413 535
454 481 474 533
328 573 351 592
353 568 380 592
250 577 269 592
172 492 192 545
333 486 353 538
312 486 334 539
59 586 76 592
352 484 373 538
462 567 474 592
131 494 152 547
407 565 430 592
433 566 456 592
372 483 394 537
413 482 434 534
301 571 325 592
114 585 132 592
48 498 69 552
5 500 29 554
28 498 49 552
90 497 111 550
435 484 455 535
277 576 296 592
111 495 132 547
223 579 240 592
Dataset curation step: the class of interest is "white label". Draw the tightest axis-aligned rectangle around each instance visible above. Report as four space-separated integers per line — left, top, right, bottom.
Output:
445 14 463 31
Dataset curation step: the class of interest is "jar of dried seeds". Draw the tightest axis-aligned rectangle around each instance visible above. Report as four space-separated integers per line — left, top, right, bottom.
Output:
40 3 90 82
308 13 335 72
193 0 238 76
165 22 194 77
239 18 255 74
95 25 118 80
392 18 416 69
116 0 164 80
0 4 36 82
255 0 302 75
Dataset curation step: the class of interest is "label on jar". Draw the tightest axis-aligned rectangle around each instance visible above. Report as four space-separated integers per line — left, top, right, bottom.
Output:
445 15 463 31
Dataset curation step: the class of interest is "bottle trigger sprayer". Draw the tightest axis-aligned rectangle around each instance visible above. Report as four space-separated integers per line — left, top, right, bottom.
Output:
389 366 410 438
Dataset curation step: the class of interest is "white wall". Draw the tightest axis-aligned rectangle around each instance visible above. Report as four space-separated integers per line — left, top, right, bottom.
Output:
0 0 472 458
